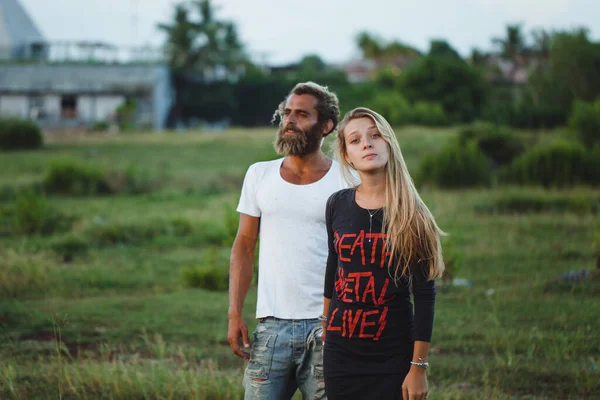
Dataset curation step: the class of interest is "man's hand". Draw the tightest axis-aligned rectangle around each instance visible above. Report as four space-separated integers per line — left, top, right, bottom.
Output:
228 314 250 359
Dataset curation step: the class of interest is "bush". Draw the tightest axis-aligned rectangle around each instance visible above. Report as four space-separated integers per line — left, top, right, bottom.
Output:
11 190 73 235
88 217 193 247
51 233 90 259
91 121 110 132
366 91 412 126
583 145 600 186
500 141 586 188
180 248 229 291
474 190 600 214
459 122 525 166
104 165 161 195
410 102 448 126
0 117 43 151
418 139 492 188
0 249 51 299
44 159 160 196
44 158 111 196
569 99 600 148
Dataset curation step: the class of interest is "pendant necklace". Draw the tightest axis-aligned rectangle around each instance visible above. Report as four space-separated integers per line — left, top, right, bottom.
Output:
366 207 382 242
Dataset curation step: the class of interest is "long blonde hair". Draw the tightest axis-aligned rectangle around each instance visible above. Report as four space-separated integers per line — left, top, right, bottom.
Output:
335 107 445 281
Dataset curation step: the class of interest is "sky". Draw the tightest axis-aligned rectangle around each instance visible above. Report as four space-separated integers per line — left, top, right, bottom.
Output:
19 0 600 65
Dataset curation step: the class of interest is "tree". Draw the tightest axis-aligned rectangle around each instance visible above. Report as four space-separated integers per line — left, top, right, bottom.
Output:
429 40 461 59
492 24 527 61
356 31 421 61
399 56 488 122
157 0 248 126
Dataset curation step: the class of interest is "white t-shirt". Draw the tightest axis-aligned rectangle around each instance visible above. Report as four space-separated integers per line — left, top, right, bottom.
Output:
237 158 350 319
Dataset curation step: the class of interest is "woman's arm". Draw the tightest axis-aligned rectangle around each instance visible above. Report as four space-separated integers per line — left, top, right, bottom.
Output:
403 267 436 400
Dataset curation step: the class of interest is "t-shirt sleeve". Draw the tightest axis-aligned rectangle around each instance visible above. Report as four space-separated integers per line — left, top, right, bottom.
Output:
323 193 338 299
236 164 261 217
412 264 436 342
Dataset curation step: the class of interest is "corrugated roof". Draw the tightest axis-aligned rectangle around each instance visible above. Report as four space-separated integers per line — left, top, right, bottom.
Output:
0 0 44 59
0 64 159 93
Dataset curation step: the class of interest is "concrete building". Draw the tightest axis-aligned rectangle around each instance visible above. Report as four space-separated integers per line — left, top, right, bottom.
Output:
0 0 171 130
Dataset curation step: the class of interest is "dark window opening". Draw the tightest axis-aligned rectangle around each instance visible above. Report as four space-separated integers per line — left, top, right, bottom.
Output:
61 95 78 119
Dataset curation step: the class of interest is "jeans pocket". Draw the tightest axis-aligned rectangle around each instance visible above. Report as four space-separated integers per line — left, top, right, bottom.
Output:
245 330 278 381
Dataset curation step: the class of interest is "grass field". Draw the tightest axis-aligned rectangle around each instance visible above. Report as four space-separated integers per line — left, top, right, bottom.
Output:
1 127 599 399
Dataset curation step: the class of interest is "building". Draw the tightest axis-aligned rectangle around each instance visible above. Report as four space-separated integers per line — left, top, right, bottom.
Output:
0 0 171 130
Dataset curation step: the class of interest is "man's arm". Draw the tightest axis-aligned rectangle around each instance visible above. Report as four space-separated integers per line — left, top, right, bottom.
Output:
227 213 260 359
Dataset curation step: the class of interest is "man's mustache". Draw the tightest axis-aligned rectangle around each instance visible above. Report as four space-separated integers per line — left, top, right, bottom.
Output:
282 124 303 135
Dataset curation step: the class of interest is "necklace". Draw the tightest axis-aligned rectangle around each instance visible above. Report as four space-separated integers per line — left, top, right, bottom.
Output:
366 207 382 242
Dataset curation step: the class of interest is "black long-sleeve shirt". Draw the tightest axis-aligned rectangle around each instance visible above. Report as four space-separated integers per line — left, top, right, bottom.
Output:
323 188 436 377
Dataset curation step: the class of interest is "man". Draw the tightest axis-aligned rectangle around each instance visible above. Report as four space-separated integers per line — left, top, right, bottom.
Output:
228 82 348 399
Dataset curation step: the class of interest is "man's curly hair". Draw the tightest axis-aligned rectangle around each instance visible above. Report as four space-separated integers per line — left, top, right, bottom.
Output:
272 82 340 137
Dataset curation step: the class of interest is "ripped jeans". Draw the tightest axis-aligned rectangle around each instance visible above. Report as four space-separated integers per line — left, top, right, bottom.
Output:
243 317 326 400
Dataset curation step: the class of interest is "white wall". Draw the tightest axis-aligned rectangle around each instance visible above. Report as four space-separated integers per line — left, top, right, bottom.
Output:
0 95 28 117
95 96 125 121
44 95 60 118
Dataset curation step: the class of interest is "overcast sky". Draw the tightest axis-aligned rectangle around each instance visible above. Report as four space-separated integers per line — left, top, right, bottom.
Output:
19 0 600 65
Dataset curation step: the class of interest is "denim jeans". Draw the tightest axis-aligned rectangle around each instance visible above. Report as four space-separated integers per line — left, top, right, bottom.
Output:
243 317 326 400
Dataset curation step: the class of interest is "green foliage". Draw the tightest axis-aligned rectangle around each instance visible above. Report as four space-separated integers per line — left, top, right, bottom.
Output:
475 190 600 214
44 158 160 196
115 100 137 131
520 29 600 129
593 229 600 268
11 191 72 235
500 141 587 188
583 145 600 185
459 122 525 166
90 121 110 132
366 91 412 125
0 117 43 151
428 39 461 59
181 248 229 291
0 249 51 299
411 102 448 126
569 99 600 147
399 55 488 123
51 233 90 258
44 158 110 196
88 218 194 247
418 139 492 188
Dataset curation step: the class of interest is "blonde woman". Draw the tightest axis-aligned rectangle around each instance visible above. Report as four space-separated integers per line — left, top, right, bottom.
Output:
321 108 445 400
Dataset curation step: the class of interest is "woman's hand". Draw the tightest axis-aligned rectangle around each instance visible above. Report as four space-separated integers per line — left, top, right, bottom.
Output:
402 366 428 400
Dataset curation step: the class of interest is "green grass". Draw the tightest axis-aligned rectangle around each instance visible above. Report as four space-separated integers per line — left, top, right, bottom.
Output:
1 127 599 399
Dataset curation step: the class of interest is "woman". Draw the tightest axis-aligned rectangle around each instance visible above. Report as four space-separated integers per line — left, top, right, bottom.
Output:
322 107 445 400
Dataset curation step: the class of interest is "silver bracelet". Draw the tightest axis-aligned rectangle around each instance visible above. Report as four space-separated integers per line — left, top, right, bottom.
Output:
410 357 429 369
318 314 327 322
410 361 429 369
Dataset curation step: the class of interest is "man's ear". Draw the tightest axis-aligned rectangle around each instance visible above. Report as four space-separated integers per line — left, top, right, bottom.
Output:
322 120 334 137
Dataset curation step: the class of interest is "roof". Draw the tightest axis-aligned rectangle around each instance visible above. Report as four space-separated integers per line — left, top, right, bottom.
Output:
0 64 161 94
0 0 45 60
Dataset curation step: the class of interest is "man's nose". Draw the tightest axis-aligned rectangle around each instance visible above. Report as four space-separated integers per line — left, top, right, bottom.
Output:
284 114 297 125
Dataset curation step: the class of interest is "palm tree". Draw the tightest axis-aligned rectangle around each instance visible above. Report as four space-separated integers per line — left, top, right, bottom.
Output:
157 0 247 126
492 24 527 61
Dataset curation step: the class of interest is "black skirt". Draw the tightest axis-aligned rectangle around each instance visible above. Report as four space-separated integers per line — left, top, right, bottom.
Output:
323 343 412 400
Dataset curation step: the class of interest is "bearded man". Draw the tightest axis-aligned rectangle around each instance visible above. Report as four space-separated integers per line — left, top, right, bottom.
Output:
228 82 348 399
